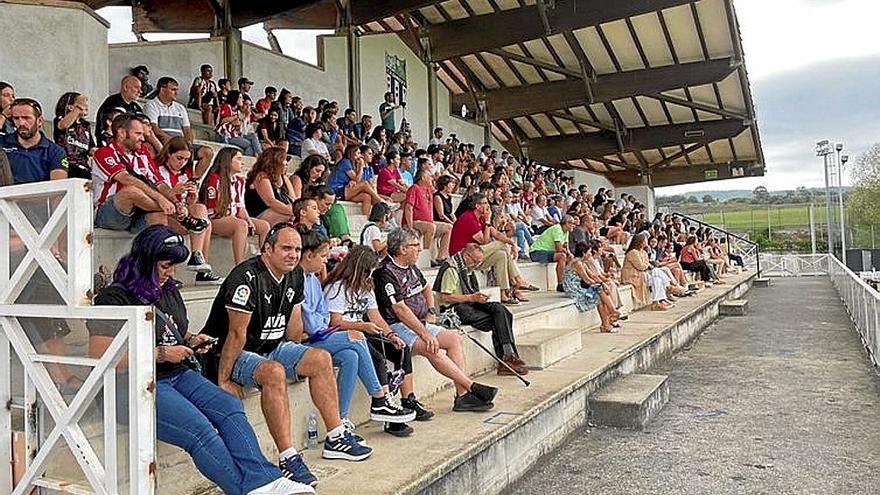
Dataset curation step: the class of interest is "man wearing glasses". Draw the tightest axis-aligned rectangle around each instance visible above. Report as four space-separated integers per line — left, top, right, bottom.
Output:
3 98 68 184
373 227 499 412
434 243 529 376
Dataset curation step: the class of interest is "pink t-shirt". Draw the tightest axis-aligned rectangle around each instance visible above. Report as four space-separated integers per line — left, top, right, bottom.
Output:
404 184 434 224
377 166 402 196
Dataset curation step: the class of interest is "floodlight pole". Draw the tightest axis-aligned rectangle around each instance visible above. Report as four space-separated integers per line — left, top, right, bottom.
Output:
816 140 833 256
836 146 848 263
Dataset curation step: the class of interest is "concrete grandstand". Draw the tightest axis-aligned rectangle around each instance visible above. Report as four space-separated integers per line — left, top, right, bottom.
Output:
0 1 765 494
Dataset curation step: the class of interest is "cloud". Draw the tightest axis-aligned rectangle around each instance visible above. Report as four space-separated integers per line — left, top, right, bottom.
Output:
660 54 880 195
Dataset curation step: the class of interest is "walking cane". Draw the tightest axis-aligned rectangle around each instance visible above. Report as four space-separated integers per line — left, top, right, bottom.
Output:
458 329 531 387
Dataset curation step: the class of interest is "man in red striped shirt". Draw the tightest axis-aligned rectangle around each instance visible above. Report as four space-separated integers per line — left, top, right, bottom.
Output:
92 114 206 234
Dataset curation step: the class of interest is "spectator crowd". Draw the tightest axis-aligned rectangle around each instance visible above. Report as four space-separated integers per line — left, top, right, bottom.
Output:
0 63 742 495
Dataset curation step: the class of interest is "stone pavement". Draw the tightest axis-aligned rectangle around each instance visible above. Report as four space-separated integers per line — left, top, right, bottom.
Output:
506 277 880 495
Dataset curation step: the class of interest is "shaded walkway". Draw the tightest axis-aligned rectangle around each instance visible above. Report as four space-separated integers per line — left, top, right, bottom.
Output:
507 277 880 495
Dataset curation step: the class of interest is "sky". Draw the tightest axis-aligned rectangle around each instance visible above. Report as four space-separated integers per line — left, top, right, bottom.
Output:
97 0 880 194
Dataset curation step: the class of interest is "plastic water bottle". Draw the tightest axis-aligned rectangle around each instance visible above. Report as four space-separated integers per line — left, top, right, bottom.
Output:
307 412 318 449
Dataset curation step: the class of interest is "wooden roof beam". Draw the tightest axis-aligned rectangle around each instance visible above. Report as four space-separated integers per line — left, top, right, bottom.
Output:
517 119 751 163
426 0 693 61
450 58 737 121
607 161 764 188
349 0 438 25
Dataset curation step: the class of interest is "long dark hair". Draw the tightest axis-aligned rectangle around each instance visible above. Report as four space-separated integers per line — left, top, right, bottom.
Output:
200 147 240 217
294 155 327 184
54 92 82 118
156 136 193 174
112 225 189 303
323 245 380 305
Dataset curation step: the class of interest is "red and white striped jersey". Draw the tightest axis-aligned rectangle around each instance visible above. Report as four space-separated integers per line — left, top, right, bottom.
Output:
204 172 246 218
156 165 192 202
91 141 160 207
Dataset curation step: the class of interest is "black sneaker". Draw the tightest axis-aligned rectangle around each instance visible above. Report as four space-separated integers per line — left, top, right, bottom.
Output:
179 215 209 234
195 271 224 285
556 284 565 293
470 382 498 404
401 393 435 421
453 392 494 412
186 251 212 273
370 395 416 423
384 422 414 437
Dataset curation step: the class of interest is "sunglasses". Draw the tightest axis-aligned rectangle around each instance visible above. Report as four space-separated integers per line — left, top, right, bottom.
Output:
266 221 296 244
12 98 42 114
163 234 185 247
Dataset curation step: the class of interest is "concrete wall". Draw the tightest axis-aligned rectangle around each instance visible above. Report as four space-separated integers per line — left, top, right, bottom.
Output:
108 38 225 104
572 170 615 194
617 184 656 218
242 37 348 109
0 2 108 120
435 79 488 146
357 32 430 145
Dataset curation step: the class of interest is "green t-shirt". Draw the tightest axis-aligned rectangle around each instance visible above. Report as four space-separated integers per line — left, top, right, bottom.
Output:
326 202 350 238
379 102 396 131
440 266 461 295
531 224 568 253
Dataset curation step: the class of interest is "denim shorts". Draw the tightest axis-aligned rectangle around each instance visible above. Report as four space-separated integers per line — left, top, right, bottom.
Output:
529 250 557 263
389 322 443 348
95 195 147 232
230 341 310 389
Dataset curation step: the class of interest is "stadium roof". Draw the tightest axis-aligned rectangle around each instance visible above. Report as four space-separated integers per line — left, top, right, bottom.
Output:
85 0 765 187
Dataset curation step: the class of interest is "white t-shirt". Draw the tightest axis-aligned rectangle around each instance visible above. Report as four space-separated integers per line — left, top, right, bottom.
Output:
360 223 383 250
530 206 550 227
144 98 190 138
301 138 329 159
324 281 378 322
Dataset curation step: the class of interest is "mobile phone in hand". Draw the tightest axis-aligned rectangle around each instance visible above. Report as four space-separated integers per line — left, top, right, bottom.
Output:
191 337 218 352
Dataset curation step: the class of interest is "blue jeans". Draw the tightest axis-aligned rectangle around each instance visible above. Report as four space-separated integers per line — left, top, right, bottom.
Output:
222 135 263 156
157 369 281 495
514 222 533 254
307 331 382 419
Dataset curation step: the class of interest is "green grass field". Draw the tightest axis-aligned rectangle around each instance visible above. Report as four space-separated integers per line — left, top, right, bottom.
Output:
692 204 842 231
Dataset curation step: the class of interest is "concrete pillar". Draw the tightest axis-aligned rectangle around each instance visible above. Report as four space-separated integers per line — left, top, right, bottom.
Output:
428 68 438 135
221 28 244 84
0 2 109 116
346 27 361 112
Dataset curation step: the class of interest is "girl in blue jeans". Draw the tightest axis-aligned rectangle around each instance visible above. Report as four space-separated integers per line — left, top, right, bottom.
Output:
90 225 312 495
295 227 415 439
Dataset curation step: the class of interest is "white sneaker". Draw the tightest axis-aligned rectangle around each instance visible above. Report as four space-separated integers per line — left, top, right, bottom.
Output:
247 477 315 495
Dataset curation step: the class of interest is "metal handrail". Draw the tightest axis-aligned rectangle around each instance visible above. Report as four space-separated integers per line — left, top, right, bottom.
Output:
671 211 762 277
828 255 879 367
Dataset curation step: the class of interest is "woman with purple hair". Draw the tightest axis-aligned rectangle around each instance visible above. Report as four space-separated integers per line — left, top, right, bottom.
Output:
90 225 313 495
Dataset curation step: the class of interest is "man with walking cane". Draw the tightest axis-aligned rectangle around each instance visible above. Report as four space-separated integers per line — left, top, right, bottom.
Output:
435 243 530 378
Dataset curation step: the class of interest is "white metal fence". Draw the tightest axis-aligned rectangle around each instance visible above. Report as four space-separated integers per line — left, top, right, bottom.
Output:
761 252 879 367
759 253 830 277
0 179 156 495
829 256 880 367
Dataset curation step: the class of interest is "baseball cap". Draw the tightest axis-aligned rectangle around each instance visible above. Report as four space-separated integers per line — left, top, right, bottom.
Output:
238 77 254 85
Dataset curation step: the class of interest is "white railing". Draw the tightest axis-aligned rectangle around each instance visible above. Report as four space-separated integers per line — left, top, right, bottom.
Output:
759 253 830 277
829 256 880 367
0 179 156 495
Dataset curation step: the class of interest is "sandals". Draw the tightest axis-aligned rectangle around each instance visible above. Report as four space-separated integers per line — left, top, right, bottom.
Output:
501 297 521 306
520 284 541 292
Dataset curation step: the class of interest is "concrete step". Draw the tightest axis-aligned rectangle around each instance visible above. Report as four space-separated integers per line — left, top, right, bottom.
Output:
588 373 670 429
71 266 756 495
719 298 748 316
516 327 583 369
